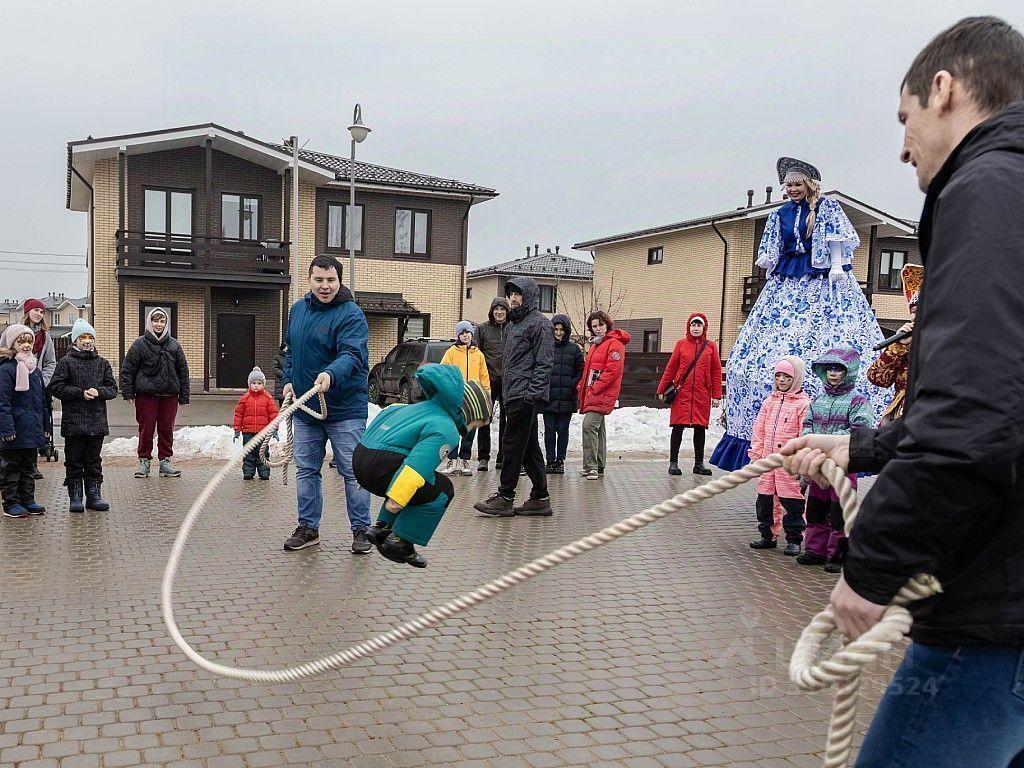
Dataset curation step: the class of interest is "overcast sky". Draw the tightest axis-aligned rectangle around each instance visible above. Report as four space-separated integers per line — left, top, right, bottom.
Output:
2 1 1020 299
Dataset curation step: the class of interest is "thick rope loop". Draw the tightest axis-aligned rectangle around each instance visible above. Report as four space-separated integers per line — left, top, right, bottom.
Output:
253 390 327 484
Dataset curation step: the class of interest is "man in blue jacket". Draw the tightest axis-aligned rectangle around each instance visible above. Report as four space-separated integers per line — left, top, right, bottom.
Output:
280 254 372 553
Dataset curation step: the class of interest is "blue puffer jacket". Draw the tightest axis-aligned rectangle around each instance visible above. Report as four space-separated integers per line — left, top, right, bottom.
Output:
0 357 46 449
282 286 369 424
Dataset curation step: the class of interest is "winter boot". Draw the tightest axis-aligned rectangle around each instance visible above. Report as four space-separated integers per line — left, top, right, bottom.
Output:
159 459 182 477
379 534 427 568
134 458 151 478
85 482 109 512
693 463 712 476
552 461 565 474
783 542 802 556
365 523 392 549
823 562 843 574
749 538 776 549
796 551 828 565
68 480 85 514
668 462 682 476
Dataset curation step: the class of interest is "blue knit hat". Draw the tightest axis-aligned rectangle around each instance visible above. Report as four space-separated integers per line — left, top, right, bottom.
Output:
72 319 96 343
455 320 475 340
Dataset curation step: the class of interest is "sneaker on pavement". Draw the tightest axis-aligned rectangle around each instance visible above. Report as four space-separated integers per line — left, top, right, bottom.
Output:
283 524 320 551
24 502 46 516
514 496 553 516
3 505 29 519
583 469 600 480
749 538 776 550
459 459 473 476
494 460 503 470
32 469 44 480
578 468 591 477
438 458 457 475
824 562 843 574
783 542 802 556
474 492 515 517
159 459 182 477
134 458 151 478
351 528 372 554
477 460 489 472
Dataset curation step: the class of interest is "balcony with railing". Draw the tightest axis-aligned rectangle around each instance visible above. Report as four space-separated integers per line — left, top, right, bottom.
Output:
115 230 291 284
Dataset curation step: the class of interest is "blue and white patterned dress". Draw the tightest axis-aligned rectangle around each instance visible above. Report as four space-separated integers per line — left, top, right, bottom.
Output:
710 196 890 470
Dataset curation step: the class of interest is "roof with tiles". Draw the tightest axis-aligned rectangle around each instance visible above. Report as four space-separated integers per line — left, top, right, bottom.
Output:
468 250 594 280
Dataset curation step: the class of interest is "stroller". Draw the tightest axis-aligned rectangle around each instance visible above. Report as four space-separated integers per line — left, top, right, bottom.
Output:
39 391 59 462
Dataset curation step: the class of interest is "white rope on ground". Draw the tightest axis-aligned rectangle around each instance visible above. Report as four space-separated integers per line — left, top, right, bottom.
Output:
162 386 939 767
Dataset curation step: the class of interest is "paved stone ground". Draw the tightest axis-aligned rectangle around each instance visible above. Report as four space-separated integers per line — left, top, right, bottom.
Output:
1 458 901 768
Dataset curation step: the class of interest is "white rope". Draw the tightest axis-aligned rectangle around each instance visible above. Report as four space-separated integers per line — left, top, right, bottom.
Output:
249 390 327 485
162 401 938 767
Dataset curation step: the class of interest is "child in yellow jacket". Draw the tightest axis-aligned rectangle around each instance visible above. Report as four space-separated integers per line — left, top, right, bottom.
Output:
439 320 489 475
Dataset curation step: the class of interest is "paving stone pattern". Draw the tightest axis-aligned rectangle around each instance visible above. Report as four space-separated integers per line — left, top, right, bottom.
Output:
1 458 901 767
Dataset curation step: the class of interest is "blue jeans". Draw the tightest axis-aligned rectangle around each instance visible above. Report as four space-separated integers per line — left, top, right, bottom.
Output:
448 428 476 460
855 643 1024 767
293 418 372 532
543 412 572 463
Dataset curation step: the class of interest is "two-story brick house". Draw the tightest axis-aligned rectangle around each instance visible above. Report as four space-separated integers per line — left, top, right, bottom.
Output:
66 123 496 391
574 188 919 358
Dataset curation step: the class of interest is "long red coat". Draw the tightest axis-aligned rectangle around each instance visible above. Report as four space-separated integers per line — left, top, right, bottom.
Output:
233 389 280 433
657 312 723 427
578 329 631 415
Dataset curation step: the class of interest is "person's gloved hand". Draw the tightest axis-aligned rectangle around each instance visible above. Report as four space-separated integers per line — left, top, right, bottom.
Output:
233 430 241 442
829 264 846 285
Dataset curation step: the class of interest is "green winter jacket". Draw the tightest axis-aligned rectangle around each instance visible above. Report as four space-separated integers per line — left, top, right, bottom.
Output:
802 347 875 436
359 364 464 506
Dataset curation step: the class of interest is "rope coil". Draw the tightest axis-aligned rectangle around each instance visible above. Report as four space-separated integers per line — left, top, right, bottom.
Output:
162 386 939 768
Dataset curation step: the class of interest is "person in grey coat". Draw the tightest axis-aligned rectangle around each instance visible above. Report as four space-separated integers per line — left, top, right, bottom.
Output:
474 296 510 471
474 276 554 517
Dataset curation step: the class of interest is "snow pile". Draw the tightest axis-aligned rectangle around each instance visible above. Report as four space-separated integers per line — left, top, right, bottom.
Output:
103 402 723 459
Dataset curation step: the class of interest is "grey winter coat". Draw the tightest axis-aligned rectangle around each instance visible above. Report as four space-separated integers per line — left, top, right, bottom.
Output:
501 277 553 405
475 296 510 382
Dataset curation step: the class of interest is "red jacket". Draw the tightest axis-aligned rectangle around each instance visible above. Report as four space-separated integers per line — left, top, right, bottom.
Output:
657 312 723 427
233 389 279 434
578 329 630 415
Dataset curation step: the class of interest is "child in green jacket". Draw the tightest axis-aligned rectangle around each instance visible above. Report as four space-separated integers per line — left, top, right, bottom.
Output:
355 364 491 567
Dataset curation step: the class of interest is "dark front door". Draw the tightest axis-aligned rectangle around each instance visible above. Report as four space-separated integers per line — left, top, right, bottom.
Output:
217 314 255 388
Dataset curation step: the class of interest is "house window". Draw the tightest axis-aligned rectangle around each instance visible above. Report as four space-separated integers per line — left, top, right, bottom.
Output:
327 202 364 251
401 315 430 342
539 285 556 313
465 286 473 299
144 188 193 251
648 246 664 265
395 209 430 255
879 249 908 290
643 330 660 352
221 194 260 241
138 301 179 338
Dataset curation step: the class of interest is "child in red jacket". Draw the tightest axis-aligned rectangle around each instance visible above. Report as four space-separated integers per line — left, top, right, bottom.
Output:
233 367 279 480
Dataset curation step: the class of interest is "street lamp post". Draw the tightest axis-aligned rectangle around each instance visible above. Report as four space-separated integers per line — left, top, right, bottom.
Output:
347 104 371 298
284 135 300 306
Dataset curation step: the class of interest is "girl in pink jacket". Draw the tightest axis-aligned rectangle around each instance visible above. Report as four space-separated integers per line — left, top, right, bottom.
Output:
748 356 810 555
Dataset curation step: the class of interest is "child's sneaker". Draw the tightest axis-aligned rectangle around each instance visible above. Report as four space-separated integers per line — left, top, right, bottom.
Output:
477 460 489 472
159 459 182 477
24 502 46 516
824 562 843 574
3 505 29 519
749 538 776 549
459 459 473 476
783 542 802 556
796 552 827 566
438 458 457 475
134 458 151 478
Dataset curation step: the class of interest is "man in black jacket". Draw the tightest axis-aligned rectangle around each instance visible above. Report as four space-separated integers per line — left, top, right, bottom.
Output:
783 16 1024 767
474 277 554 517
475 296 510 471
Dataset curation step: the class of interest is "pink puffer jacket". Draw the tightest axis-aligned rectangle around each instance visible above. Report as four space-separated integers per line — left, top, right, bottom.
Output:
749 356 810 498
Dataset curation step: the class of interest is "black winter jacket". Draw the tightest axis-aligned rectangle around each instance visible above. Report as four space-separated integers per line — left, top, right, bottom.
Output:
544 314 584 414
501 277 553 406
47 349 117 437
845 103 1024 645
120 333 190 403
475 297 510 382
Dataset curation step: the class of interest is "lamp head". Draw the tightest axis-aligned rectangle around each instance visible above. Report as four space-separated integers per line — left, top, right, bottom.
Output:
348 104 371 144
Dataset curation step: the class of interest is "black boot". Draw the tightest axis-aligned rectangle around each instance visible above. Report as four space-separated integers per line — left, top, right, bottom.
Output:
668 462 682 476
365 523 392 549
379 534 427 568
552 460 565 475
68 480 85 514
84 481 110 512
692 463 712 476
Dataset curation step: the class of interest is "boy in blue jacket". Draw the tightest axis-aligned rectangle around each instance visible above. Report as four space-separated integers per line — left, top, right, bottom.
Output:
356 365 491 567
1 324 48 518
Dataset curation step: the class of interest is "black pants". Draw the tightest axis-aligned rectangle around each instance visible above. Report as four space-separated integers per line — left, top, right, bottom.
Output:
477 378 505 463
1 448 37 510
448 428 477 460
755 493 806 544
542 412 572 463
64 435 104 484
241 433 270 479
670 424 706 463
499 399 547 500
352 444 455 507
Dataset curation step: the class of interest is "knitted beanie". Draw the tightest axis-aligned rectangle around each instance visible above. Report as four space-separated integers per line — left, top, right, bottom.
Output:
454 320 475 340
72 319 96 343
23 298 45 313
461 380 492 426
248 366 267 385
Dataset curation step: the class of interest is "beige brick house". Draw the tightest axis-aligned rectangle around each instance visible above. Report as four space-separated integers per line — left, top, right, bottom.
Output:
66 124 497 391
574 189 919 358
464 246 594 339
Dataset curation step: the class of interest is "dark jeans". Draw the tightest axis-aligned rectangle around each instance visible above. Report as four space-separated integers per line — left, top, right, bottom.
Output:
670 424 706 463
854 643 1024 767
498 399 547 501
477 378 505 463
755 493 805 544
448 428 477 460
543 412 572 463
64 435 104 484
241 433 270 479
1 448 37 509
134 394 178 460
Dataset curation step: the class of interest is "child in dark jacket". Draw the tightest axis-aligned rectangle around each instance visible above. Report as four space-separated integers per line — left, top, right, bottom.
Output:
47 320 117 513
797 346 874 572
543 314 584 474
233 367 280 480
0 324 48 519
356 365 491 568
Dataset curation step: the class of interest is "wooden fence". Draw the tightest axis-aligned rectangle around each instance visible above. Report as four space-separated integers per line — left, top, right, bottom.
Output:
617 351 728 408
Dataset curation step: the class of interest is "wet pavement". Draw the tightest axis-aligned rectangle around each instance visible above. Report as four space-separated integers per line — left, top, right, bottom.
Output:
0 457 899 767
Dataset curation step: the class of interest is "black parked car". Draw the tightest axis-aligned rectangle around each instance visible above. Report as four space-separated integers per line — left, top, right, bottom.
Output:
368 338 450 406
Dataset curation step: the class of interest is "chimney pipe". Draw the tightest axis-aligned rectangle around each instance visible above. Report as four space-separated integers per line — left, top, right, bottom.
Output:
526 246 530 257
546 248 552 254
766 186 773 203
555 246 560 254
746 189 754 208
534 244 539 256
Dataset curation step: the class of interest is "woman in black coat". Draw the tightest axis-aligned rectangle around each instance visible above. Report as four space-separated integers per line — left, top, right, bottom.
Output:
542 314 584 473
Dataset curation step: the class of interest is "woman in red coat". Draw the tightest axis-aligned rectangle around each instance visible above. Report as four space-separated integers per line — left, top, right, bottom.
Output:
657 313 722 476
577 311 630 479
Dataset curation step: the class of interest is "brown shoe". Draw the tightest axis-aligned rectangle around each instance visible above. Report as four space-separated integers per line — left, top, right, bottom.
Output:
514 496 553 517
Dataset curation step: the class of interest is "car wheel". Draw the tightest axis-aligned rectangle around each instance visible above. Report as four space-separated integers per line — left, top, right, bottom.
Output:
368 377 386 407
399 381 414 404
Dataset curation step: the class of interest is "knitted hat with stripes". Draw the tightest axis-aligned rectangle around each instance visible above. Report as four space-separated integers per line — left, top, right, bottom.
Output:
461 380 492 426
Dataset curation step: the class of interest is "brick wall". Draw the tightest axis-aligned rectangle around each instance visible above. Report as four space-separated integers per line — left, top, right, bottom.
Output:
91 157 121 368
122 281 206 392
208 289 281 388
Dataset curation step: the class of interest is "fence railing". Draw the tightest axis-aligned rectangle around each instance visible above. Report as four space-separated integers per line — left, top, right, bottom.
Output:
116 231 290 276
